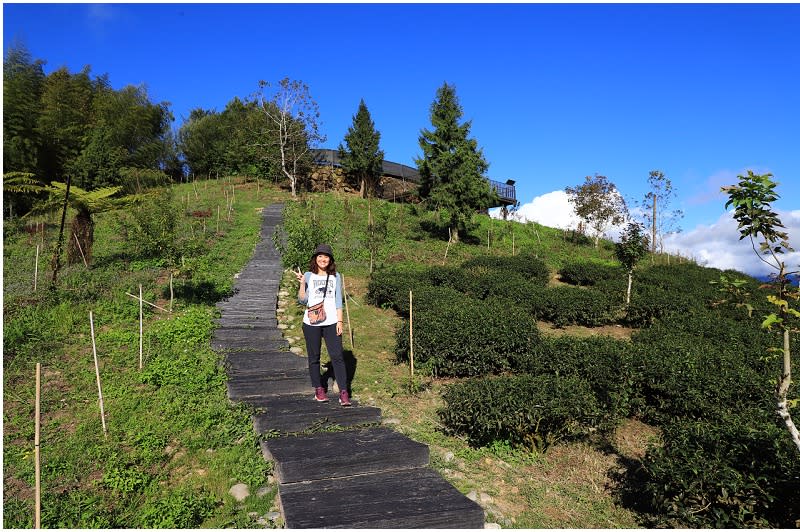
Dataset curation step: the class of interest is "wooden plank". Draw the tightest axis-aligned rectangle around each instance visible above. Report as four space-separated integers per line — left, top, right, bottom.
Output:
278 467 485 529
223 351 307 374
226 374 309 400
254 400 381 434
211 337 289 351
263 427 428 483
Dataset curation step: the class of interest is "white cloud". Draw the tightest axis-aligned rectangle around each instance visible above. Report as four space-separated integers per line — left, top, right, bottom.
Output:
491 190 581 229
494 191 800 279
663 209 800 278
491 190 627 240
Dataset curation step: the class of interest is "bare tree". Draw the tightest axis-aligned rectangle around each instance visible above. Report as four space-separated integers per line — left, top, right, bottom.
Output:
253 78 325 196
565 174 628 248
641 170 683 253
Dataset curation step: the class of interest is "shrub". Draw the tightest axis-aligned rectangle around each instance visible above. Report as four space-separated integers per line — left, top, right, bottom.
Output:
558 261 621 286
640 415 800 528
366 262 431 311
438 374 603 450
514 335 637 426
537 286 620 327
462 253 549 287
117 189 180 262
394 297 540 377
629 317 773 424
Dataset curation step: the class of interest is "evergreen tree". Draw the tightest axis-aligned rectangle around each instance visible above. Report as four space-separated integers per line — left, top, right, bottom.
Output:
338 99 384 198
415 82 496 242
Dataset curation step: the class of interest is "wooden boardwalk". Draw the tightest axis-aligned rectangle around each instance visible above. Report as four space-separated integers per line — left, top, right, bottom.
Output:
212 203 485 529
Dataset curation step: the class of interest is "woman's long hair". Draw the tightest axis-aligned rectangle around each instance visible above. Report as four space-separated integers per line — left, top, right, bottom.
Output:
309 254 337 275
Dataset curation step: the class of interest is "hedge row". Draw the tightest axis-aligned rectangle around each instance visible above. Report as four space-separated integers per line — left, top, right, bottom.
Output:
438 374 602 450
639 415 800 528
558 261 622 286
394 295 541 377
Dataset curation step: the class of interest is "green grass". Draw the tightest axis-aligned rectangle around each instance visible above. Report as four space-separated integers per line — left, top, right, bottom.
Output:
3 178 286 528
4 184 689 528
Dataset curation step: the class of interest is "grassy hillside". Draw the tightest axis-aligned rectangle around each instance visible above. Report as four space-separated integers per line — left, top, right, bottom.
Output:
5 182 796 528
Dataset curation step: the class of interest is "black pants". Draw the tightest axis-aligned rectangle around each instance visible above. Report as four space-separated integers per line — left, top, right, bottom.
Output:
302 322 347 392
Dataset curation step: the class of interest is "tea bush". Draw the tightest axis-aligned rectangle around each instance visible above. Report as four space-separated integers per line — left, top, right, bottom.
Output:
558 261 621 286
536 286 620 327
438 374 602 450
639 415 800 528
629 318 773 424
461 253 550 286
366 262 431 311
511 336 638 427
394 297 540 377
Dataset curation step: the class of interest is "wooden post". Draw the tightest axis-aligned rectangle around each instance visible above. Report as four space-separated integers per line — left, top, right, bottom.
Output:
487 229 490 249
89 312 107 437
139 284 143 370
342 275 354 349
34 362 41 529
73 233 88 267
34 244 40 292
409 290 414 385
512 231 516 256
169 272 174 313
443 228 452 264
217 205 220 233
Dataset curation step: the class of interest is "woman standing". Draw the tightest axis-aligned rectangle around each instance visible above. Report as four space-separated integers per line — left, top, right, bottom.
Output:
294 244 351 406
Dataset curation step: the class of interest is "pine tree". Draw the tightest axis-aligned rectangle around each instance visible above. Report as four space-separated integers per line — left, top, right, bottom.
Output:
338 99 384 198
415 82 496 242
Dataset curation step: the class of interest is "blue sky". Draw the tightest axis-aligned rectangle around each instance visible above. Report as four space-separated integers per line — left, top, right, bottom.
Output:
4 2 799 277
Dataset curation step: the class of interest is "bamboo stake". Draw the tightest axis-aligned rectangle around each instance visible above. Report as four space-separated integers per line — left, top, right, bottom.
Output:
125 292 169 313
89 312 107 437
73 233 88 267
443 228 452 264
139 285 143 370
342 274 354 349
216 205 220 233
169 272 174 312
34 244 39 292
34 362 41 529
409 290 414 386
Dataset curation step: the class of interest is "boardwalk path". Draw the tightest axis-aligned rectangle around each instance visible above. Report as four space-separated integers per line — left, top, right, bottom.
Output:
211 203 485 529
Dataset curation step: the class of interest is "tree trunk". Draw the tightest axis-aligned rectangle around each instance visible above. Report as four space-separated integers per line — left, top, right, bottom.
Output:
626 271 633 305
651 194 657 253
451 226 460 243
67 210 93 266
360 178 366 199
777 321 800 452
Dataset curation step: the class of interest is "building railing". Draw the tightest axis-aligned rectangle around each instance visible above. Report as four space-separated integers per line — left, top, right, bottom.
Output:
310 148 516 205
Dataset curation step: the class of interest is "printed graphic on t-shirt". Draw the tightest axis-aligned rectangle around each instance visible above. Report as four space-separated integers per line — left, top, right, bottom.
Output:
312 279 333 297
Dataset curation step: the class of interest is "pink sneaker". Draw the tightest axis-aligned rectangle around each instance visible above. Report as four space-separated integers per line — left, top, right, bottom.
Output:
314 387 328 402
339 390 352 407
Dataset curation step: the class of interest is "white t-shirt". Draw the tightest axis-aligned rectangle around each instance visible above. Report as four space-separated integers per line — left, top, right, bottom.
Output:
301 271 342 327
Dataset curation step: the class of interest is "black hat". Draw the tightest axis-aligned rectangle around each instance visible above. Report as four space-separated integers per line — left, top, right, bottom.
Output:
312 243 334 260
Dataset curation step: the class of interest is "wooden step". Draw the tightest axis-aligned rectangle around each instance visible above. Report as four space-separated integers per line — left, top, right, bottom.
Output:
277 467 485 529
263 427 428 484
253 395 381 434
226 373 309 400
223 350 307 375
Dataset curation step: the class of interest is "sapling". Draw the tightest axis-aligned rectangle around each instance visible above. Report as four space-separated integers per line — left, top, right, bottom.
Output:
722 171 799 452
614 222 650 305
